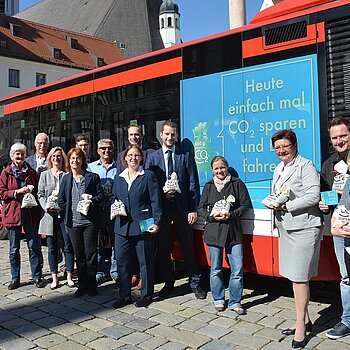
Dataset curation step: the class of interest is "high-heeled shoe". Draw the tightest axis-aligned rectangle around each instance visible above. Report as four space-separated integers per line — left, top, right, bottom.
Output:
292 337 307 349
281 320 312 336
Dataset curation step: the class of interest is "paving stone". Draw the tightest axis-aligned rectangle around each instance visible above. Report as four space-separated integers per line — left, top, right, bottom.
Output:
176 319 207 331
74 301 101 313
254 327 285 341
50 322 86 336
257 315 285 328
99 325 133 340
11 306 37 316
21 310 48 322
191 312 217 323
138 336 168 350
34 333 67 348
60 311 94 323
168 329 211 348
124 318 159 332
222 330 270 349
13 323 51 340
0 310 17 323
150 301 186 314
107 313 136 325
260 341 293 349
118 331 152 345
250 304 281 316
87 337 125 350
48 340 90 350
196 324 231 339
201 339 237 350
68 329 103 345
146 324 176 338
0 337 37 350
155 342 187 350
181 299 210 309
34 315 66 328
7 291 31 301
1 316 30 330
150 313 185 326
174 307 201 318
90 308 119 319
80 318 114 331
209 316 238 328
0 329 18 343
230 320 264 334
133 307 161 319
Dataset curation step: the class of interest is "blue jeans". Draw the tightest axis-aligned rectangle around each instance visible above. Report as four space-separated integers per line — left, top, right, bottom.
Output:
96 209 117 281
333 236 350 328
208 243 243 309
8 209 42 282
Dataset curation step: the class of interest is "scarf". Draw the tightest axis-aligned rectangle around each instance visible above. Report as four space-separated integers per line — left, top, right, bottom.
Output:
11 162 29 188
213 173 231 193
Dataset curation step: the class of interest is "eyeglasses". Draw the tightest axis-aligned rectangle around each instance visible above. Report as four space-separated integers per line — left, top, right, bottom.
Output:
274 144 293 151
126 154 142 159
99 147 113 151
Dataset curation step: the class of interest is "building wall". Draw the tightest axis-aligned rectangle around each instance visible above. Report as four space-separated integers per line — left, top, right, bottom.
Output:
0 55 84 99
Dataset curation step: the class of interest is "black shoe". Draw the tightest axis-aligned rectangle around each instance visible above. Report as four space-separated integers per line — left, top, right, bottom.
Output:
34 279 44 288
8 280 20 290
192 286 206 300
292 337 307 349
282 321 313 336
159 283 174 298
112 297 132 309
135 296 152 308
75 288 87 297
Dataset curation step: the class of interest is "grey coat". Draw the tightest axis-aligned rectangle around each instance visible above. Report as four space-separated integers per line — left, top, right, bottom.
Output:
273 154 323 230
38 169 65 236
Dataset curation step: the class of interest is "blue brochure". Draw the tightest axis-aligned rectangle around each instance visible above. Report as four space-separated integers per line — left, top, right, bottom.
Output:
139 218 155 232
321 190 339 206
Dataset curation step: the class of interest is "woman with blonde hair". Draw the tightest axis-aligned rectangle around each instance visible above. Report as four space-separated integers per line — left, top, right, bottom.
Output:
38 147 75 289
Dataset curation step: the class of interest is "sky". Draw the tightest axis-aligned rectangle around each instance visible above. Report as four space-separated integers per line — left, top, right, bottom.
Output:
19 0 264 42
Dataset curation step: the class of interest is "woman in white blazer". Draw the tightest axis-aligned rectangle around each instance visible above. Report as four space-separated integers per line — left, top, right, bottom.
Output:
38 147 74 289
268 130 323 349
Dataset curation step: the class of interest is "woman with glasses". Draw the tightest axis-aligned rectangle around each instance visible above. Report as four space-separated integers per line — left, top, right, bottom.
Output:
58 148 103 297
112 144 161 308
267 130 322 349
38 147 75 289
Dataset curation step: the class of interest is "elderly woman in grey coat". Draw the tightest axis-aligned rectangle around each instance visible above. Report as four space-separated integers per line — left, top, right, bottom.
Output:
38 147 74 289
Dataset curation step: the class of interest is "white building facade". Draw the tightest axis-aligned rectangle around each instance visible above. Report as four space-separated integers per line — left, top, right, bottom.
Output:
1 56 83 99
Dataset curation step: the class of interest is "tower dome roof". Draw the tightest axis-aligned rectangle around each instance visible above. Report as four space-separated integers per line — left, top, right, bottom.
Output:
159 0 179 15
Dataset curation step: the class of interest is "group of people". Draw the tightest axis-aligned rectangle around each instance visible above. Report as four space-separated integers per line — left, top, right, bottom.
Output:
1 117 350 347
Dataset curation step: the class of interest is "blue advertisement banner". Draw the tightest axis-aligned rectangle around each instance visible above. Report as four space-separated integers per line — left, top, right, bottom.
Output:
181 55 321 197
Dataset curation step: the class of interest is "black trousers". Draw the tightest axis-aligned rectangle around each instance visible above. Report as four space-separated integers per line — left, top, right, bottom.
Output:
67 224 97 292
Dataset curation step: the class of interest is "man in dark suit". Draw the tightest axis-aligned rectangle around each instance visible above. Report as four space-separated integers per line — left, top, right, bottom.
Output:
145 120 206 300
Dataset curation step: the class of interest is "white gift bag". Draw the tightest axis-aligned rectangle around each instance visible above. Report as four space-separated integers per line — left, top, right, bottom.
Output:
21 185 38 208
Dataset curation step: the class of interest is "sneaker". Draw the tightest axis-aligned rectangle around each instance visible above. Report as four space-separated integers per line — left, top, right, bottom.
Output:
326 322 350 340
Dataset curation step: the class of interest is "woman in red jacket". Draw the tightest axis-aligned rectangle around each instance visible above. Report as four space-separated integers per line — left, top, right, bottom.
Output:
0 142 43 290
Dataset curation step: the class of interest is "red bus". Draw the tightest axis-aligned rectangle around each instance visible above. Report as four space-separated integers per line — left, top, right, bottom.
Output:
1 0 348 280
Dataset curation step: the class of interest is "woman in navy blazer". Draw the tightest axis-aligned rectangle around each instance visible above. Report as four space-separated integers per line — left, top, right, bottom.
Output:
58 148 103 298
112 144 162 308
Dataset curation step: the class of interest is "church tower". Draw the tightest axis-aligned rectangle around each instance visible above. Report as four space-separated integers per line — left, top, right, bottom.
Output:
159 0 181 48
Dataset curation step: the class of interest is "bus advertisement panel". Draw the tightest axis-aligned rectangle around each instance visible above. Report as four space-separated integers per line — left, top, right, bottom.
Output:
181 54 321 197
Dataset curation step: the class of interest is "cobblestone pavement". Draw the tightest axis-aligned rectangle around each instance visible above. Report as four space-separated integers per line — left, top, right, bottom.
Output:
0 240 348 349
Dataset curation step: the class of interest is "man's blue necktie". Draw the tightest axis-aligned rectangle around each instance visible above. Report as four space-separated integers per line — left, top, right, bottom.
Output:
166 150 173 179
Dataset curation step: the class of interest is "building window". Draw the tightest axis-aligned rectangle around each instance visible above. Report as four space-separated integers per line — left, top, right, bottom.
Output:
161 18 164 28
168 17 172 27
36 73 46 87
53 48 61 59
10 24 22 37
70 38 78 49
97 57 104 67
9 69 20 88
0 39 8 49
176 18 179 29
